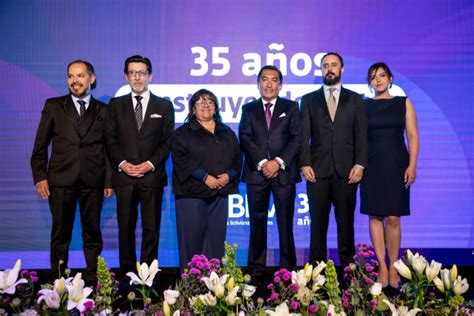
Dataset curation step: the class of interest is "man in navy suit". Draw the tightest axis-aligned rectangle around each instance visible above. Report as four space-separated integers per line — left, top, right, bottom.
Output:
31 60 113 285
299 52 367 266
239 65 301 283
105 55 174 279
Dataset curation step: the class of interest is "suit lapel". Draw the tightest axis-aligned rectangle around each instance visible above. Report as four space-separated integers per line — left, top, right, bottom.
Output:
124 94 139 132
269 97 285 134
62 95 81 135
316 88 332 121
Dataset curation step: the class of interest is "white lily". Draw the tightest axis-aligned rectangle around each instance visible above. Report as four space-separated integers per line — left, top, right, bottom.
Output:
225 286 240 305
433 277 444 293
199 292 217 306
304 263 313 283
383 299 421 316
453 276 469 295
450 264 458 283
164 289 180 305
37 290 61 309
172 311 180 316
312 261 326 281
425 260 442 282
291 269 307 287
406 249 414 262
440 268 453 291
393 259 412 280
65 273 94 312
410 253 427 275
326 304 346 316
201 271 229 297
126 259 161 287
19 309 38 316
0 259 27 294
243 284 256 298
370 282 382 296
312 274 326 292
266 302 302 315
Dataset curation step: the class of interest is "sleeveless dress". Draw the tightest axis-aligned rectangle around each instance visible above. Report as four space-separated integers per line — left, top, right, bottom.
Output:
360 96 410 216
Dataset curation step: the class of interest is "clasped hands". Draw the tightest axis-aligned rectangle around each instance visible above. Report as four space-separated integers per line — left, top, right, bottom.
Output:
121 162 153 178
205 173 230 190
261 159 280 179
301 165 364 184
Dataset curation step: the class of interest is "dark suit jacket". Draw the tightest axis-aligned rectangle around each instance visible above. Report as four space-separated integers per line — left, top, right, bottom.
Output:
299 86 368 178
239 97 301 185
105 93 174 188
31 94 111 188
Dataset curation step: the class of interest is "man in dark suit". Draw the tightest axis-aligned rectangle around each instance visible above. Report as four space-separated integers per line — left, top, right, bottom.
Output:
239 65 301 283
299 52 367 266
31 60 113 284
105 55 174 278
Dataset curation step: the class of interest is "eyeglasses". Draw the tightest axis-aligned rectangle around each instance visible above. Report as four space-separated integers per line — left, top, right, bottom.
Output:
195 100 215 107
127 70 149 77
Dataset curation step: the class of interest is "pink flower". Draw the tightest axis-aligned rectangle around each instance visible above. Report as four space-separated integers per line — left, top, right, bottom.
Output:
309 304 317 312
190 268 201 275
282 271 291 281
268 292 279 301
274 276 281 283
364 277 375 285
370 299 378 307
290 301 300 310
289 283 299 291
181 273 188 279
267 283 274 289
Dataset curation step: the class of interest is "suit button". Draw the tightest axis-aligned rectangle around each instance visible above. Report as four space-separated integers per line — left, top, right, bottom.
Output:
217 160 223 164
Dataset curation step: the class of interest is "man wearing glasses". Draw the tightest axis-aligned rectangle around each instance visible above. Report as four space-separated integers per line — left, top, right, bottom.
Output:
239 65 301 285
299 52 367 267
105 55 174 280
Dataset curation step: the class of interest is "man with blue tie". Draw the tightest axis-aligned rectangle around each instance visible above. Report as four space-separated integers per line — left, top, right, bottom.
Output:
239 65 301 284
31 60 113 285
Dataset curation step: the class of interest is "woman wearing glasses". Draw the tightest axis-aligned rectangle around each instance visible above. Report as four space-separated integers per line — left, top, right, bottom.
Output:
171 89 242 271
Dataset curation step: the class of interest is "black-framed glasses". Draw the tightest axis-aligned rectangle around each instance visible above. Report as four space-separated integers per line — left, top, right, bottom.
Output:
127 70 149 77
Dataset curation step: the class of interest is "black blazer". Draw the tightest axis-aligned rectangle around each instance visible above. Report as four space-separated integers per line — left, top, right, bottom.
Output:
299 86 368 178
31 94 111 188
171 120 242 197
105 93 175 188
239 97 301 185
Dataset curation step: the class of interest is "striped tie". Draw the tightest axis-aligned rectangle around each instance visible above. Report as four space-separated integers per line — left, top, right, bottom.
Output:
135 95 143 130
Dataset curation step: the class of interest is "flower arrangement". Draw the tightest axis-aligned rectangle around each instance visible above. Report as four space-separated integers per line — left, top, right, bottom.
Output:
0 245 472 315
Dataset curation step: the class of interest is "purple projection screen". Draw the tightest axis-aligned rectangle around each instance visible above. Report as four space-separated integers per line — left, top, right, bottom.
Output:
0 1 473 268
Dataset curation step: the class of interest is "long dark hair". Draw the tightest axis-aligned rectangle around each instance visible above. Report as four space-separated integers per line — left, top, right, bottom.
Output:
186 89 222 123
367 62 393 85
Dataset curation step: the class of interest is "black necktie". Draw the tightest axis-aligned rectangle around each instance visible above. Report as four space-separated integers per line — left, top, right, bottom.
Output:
135 96 143 130
77 100 86 117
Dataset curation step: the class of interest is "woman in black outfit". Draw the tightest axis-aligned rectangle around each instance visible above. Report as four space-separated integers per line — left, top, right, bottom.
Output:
171 89 242 270
360 63 419 288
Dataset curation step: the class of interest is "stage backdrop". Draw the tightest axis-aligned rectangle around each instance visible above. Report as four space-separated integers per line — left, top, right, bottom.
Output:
0 0 473 268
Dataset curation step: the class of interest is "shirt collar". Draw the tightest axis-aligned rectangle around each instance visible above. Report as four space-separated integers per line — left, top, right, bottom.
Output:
323 83 342 93
132 90 150 101
71 94 91 105
261 97 277 107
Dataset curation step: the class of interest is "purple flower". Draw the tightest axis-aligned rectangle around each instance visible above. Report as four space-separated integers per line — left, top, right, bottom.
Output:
203 262 211 270
290 301 300 310
342 298 350 309
282 271 291 281
29 271 38 276
190 268 201 275
267 283 274 290
20 270 29 277
364 277 375 285
351 277 359 284
344 266 352 274
110 271 116 276
196 261 204 269
309 304 317 312
184 312 191 316
96 284 103 290
366 264 374 272
83 300 94 310
289 283 299 292
269 292 279 301
181 273 189 279
274 276 281 283
30 276 39 283
344 290 352 297
144 304 150 311
370 299 378 307
155 312 164 316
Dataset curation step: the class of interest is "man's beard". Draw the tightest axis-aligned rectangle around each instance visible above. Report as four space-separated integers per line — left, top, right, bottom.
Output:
323 73 341 86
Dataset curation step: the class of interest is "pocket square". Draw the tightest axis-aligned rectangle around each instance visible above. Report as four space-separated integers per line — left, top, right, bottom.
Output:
279 112 286 118
150 114 162 118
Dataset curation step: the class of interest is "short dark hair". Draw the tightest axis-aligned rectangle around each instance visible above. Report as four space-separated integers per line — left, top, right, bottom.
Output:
321 52 344 67
124 55 152 74
257 65 283 83
186 89 222 123
367 62 394 84
67 60 96 89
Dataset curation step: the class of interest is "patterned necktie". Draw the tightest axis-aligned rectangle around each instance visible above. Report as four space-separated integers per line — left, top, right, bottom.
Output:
264 102 273 129
77 100 86 118
135 95 143 130
327 88 337 121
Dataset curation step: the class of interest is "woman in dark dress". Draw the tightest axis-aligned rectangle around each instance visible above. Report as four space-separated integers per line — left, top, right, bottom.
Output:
360 63 419 288
171 89 242 271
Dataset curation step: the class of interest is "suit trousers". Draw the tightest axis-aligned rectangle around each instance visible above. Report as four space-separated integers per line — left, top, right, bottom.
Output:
247 182 296 277
115 183 163 277
48 179 104 284
175 195 228 271
307 172 357 266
